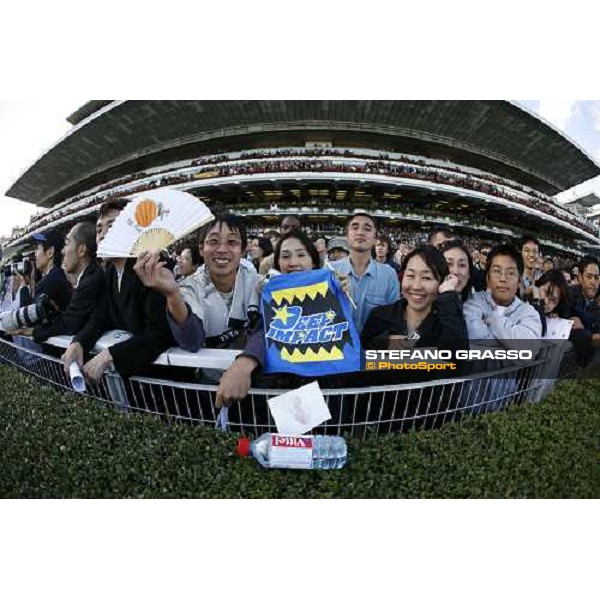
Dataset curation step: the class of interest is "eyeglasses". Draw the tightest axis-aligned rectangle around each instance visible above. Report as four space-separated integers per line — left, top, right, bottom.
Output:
480 250 489 256
489 267 520 281
582 273 600 282
522 249 539 256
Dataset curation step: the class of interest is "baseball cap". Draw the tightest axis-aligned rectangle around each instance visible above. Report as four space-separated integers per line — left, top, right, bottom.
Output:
31 230 64 251
327 237 349 253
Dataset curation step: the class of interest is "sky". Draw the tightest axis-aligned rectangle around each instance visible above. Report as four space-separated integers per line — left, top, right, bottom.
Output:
1 99 600 239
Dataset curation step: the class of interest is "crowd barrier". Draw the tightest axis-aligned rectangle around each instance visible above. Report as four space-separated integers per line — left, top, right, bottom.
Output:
0 334 580 438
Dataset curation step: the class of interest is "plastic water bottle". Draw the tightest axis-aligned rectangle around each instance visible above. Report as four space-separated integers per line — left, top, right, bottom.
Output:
237 433 347 470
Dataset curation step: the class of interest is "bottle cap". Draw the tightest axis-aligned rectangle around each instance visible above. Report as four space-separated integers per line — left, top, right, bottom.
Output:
237 437 251 457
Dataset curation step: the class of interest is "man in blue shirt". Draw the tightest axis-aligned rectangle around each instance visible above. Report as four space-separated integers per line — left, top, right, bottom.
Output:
330 212 400 333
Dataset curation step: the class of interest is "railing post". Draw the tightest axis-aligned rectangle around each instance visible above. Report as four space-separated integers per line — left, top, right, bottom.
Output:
530 341 569 404
103 367 130 411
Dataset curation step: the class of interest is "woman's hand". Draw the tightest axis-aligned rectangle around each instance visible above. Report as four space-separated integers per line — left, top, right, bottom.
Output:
334 272 350 296
438 273 459 294
215 356 258 408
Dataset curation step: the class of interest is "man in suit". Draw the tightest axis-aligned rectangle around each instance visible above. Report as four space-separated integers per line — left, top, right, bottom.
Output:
473 243 491 292
61 201 175 382
31 221 104 343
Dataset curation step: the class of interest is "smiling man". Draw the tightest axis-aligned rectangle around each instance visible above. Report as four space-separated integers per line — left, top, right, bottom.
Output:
330 212 399 333
134 214 260 364
520 235 542 297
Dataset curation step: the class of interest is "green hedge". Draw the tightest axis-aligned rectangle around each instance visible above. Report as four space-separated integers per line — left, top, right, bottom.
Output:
1 363 598 498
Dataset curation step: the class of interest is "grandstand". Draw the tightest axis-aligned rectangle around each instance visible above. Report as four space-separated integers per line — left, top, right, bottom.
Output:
4 100 600 258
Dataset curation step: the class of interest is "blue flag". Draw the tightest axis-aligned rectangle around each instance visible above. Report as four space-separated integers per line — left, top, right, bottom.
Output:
261 268 361 376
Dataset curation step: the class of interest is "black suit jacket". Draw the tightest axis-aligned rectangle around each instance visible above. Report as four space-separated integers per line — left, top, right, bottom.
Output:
74 260 175 377
33 262 104 343
472 265 486 292
35 265 73 311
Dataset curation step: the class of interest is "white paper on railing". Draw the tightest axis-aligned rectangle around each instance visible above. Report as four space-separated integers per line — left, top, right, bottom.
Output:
544 318 573 340
69 362 86 393
267 381 331 435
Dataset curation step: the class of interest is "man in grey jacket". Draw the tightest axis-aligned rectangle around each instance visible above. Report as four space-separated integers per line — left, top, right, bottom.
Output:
462 244 543 412
464 244 542 348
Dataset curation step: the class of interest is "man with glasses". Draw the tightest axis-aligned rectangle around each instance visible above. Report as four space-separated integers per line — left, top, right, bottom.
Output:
520 236 542 297
462 244 542 412
464 244 542 345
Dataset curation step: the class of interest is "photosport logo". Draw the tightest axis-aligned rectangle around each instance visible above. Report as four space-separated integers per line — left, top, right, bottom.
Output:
363 348 535 371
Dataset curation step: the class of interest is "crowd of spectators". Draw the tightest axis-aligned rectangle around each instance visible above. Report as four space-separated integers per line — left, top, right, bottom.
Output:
12 147 598 247
3 204 600 427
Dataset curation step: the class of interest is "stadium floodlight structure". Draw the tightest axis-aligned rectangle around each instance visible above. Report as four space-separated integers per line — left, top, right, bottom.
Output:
4 100 600 257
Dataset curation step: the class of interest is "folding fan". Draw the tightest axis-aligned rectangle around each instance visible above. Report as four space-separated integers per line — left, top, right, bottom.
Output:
97 189 214 258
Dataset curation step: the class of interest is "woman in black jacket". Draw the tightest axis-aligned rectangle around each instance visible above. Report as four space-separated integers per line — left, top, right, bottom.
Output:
362 246 468 354
359 246 470 432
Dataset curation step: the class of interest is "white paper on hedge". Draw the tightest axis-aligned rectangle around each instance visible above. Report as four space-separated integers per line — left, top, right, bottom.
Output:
267 381 331 435
544 317 573 340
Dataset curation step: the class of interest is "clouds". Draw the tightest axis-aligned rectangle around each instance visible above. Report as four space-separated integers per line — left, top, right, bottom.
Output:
537 100 577 131
0 100 82 238
588 101 600 134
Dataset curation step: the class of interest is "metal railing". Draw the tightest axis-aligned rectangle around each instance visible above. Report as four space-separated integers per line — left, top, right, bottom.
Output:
0 335 580 438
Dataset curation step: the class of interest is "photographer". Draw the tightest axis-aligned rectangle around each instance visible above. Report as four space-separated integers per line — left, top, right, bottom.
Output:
2 230 72 337
13 272 32 309
29 221 104 343
32 230 72 311
5 253 32 309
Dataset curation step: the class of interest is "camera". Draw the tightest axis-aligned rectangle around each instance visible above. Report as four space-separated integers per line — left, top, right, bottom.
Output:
0 294 58 332
2 259 32 278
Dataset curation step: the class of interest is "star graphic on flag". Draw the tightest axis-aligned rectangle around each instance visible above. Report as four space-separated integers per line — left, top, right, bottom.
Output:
273 305 292 325
325 309 336 323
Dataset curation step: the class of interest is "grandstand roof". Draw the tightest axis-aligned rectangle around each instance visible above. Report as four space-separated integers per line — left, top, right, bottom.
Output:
561 192 600 208
66 101 113 125
7 100 600 207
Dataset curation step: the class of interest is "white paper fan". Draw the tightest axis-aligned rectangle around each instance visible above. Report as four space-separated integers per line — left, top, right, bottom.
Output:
97 189 214 258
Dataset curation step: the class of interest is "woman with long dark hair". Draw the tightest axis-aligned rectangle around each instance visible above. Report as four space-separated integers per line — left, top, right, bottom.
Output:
216 230 332 405
362 246 468 352
440 239 474 303
359 246 469 431
250 237 273 272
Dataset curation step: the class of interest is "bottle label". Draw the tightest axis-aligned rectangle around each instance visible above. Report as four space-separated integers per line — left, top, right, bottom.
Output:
269 434 314 469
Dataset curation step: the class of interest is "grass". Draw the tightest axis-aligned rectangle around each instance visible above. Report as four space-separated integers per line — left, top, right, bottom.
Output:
0 363 598 498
